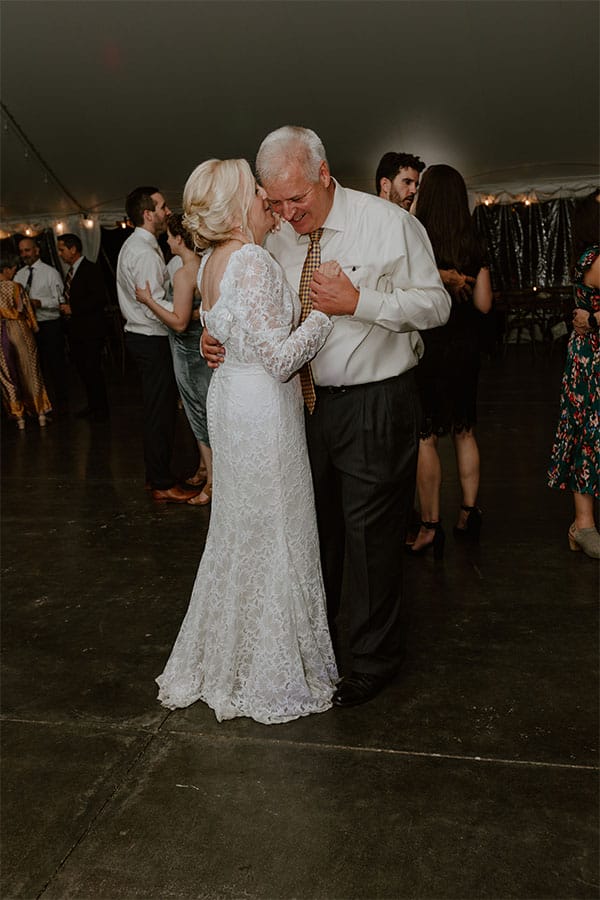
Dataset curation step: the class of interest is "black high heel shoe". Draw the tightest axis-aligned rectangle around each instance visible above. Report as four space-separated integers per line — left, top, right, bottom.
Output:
453 505 482 540
406 521 445 560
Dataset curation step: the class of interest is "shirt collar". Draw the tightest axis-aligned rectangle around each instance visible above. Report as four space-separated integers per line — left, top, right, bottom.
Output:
295 178 347 244
134 226 160 249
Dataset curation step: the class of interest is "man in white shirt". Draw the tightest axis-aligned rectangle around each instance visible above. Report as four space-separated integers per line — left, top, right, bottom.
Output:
15 238 69 414
376 151 426 211
257 127 451 706
116 186 199 503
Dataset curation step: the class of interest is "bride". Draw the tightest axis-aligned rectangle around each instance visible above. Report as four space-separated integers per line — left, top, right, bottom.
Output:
156 158 338 724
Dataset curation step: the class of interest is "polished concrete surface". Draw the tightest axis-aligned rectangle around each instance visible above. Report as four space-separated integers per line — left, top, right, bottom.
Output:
2 346 598 899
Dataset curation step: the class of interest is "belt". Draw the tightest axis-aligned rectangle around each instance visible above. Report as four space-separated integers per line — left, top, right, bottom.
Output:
314 372 410 395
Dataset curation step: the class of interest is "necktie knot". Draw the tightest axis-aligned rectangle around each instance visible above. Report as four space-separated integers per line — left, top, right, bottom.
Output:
309 228 323 246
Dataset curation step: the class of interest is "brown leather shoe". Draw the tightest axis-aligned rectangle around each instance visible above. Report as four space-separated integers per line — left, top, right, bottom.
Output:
151 485 200 503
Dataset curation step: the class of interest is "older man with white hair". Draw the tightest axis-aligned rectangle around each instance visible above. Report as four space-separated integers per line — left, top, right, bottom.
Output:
205 126 451 706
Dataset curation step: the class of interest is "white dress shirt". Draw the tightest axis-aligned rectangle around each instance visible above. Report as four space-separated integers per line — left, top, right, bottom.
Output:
116 227 170 336
14 259 63 323
266 180 451 386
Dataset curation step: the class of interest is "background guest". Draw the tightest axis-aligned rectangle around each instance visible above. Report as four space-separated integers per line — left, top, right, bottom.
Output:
0 255 51 429
135 213 213 506
409 164 492 558
375 151 426 211
548 190 600 559
116 186 199 503
14 237 69 416
57 233 109 422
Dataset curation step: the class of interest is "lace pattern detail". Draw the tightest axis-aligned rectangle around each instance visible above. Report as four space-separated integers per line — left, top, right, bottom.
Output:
157 243 337 724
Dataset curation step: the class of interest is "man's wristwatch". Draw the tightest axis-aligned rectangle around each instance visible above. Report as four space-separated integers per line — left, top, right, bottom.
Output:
588 311 599 331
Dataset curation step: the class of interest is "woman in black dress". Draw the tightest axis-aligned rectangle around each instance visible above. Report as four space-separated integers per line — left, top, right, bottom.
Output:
408 165 492 558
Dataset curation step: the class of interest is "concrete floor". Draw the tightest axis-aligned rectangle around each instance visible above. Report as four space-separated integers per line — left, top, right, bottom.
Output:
1 344 598 900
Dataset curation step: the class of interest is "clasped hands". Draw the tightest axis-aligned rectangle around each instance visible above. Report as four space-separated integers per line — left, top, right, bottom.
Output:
201 259 356 368
310 259 359 317
439 268 476 302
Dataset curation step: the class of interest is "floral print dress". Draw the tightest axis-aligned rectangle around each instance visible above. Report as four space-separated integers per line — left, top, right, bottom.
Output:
548 244 599 498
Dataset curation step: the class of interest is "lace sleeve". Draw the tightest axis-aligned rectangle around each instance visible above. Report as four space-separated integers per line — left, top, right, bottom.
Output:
225 245 332 381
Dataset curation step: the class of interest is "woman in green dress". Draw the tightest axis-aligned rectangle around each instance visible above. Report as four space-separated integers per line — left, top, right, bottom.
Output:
136 215 213 505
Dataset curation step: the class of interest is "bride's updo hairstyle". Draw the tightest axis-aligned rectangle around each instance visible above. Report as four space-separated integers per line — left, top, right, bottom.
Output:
183 158 256 251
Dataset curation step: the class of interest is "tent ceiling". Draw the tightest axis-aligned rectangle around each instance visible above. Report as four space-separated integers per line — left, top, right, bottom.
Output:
1 0 598 225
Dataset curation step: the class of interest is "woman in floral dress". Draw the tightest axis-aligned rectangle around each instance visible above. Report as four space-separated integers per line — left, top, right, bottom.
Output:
548 191 600 559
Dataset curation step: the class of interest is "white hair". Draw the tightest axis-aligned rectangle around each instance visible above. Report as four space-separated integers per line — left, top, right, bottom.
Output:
256 126 328 184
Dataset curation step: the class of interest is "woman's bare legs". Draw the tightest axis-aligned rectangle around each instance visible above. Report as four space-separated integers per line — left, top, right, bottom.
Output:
194 442 213 503
453 428 481 530
569 492 600 557
411 435 442 551
189 439 212 484
573 491 596 529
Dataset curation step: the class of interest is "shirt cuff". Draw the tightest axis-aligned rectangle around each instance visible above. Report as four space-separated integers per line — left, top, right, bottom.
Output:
353 287 382 324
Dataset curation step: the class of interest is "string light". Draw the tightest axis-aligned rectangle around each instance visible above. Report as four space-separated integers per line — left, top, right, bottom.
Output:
56 222 64 234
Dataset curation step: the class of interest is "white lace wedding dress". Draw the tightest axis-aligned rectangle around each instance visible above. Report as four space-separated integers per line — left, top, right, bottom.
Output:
156 244 338 724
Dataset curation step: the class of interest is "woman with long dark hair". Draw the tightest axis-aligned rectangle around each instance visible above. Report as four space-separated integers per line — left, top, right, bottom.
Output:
548 190 599 559
408 164 492 558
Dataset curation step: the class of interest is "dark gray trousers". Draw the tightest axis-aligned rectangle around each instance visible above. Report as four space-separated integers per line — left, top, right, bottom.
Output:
125 333 178 490
305 371 420 678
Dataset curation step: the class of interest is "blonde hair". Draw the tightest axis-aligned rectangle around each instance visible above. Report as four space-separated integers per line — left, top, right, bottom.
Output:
182 158 256 250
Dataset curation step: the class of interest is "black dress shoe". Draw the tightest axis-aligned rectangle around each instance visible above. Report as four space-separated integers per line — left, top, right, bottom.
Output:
332 672 390 708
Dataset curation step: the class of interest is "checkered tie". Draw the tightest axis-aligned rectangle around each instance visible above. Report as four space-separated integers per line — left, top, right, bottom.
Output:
63 266 74 304
298 228 323 413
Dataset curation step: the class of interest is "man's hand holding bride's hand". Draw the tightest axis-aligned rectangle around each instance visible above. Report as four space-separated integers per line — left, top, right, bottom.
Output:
135 281 153 305
310 260 359 316
201 328 225 369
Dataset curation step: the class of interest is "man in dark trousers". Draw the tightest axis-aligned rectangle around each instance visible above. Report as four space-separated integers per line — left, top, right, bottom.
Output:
116 186 199 503
57 234 109 421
